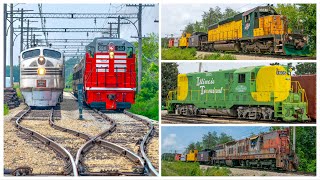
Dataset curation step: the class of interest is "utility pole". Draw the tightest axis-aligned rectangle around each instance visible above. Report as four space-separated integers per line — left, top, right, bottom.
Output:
117 15 120 38
126 3 154 92
292 127 296 153
199 62 202 72
10 3 14 87
20 8 24 53
33 34 36 46
26 19 29 48
30 28 33 47
108 21 129 38
138 3 142 92
3 4 7 88
109 23 112 37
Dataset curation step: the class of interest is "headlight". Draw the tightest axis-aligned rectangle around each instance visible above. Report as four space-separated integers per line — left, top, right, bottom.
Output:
38 56 46 65
109 51 114 59
37 68 46 75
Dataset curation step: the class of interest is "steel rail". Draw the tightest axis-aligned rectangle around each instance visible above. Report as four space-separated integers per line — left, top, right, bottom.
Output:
124 110 159 176
74 109 145 176
47 95 145 176
14 107 78 176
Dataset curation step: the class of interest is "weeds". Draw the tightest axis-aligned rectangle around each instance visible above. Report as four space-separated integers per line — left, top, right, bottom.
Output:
162 48 237 60
162 161 231 176
4 104 9 115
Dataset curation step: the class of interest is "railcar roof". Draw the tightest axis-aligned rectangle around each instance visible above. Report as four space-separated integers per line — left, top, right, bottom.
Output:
186 68 237 76
208 5 277 30
21 46 63 54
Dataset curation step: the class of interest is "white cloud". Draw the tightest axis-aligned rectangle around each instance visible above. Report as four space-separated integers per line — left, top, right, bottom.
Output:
162 133 177 147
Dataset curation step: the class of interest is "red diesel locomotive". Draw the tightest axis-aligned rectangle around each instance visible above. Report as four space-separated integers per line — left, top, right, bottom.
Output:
73 37 136 111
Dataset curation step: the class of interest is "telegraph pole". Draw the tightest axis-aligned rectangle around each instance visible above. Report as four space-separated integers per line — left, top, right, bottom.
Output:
108 21 129 38
118 15 120 38
3 4 7 88
199 62 202 72
138 3 142 92
126 3 155 92
20 8 24 53
109 23 112 37
292 127 296 153
26 19 29 48
10 3 14 87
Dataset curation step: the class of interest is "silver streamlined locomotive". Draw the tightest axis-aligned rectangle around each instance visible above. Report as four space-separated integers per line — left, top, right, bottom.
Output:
20 47 65 107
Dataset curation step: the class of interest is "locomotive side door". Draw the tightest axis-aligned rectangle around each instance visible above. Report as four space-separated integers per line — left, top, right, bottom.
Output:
242 11 255 38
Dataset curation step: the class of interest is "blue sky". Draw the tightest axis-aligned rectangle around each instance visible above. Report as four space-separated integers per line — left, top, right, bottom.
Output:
161 126 273 154
5 3 159 65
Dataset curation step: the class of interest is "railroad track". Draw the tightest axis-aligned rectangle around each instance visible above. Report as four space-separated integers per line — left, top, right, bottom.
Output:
7 92 159 176
196 50 316 60
69 92 159 176
146 124 159 171
162 114 315 124
12 107 77 176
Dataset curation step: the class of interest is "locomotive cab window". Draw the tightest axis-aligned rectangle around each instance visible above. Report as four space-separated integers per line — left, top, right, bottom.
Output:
251 72 255 81
238 74 246 83
22 49 40 60
43 49 61 59
127 47 133 58
244 14 250 22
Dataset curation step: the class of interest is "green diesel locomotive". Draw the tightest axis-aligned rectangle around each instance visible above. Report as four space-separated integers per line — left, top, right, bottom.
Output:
166 65 309 122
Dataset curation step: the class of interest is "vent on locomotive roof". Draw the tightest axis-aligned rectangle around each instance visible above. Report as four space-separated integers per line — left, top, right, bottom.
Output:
46 61 54 67
30 60 37 67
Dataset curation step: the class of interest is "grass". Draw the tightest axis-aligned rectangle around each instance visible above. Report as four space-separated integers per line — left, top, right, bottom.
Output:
64 88 73 92
4 104 9 115
129 95 159 121
162 47 197 60
162 161 231 176
201 53 236 60
13 84 23 100
162 47 237 60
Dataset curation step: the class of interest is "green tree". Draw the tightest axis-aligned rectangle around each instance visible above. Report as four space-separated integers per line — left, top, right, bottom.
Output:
130 33 159 120
161 63 179 106
275 4 316 55
195 141 203 151
6 65 20 82
218 132 234 144
295 127 316 173
184 23 194 34
185 142 196 154
294 62 316 75
202 131 219 149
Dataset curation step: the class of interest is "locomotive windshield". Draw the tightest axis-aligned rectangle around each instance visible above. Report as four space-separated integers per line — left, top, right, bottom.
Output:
43 49 62 59
22 49 40 59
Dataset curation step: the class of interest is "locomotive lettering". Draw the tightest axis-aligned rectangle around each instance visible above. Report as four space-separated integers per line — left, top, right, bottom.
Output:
196 77 215 86
200 86 223 95
276 69 287 75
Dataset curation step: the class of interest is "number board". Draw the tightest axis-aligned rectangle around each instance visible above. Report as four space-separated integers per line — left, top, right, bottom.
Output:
36 80 46 87
115 46 125 51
